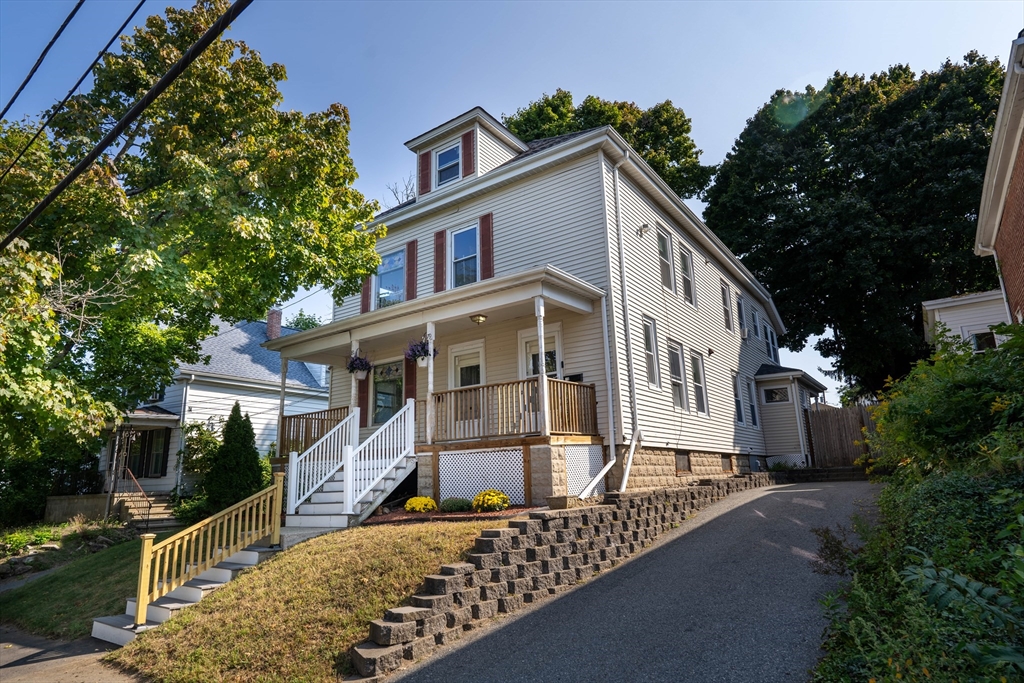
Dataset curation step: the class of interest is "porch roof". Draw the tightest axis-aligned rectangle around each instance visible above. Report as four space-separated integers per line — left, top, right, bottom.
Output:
754 363 828 394
263 266 605 364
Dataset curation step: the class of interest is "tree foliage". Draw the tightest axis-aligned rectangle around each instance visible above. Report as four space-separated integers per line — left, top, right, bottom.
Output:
284 308 323 331
502 89 714 199
704 54 1003 392
203 402 262 511
0 0 381 460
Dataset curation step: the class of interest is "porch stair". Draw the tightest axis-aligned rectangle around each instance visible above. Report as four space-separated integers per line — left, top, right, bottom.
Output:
91 544 278 646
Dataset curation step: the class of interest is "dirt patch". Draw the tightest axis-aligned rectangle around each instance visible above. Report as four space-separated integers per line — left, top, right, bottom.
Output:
362 505 543 525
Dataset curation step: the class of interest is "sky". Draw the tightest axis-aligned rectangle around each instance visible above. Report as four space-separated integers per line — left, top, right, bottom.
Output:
2 0 1022 403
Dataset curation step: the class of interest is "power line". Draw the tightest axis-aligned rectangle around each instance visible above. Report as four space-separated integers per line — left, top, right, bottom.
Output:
0 0 87 120
0 0 255 251
0 0 148 185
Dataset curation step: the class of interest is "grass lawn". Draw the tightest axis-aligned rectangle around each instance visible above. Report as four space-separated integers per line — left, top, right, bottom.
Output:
0 533 161 639
107 521 494 682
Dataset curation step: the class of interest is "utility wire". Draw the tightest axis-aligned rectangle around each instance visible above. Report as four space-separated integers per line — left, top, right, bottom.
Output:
0 0 255 251
0 0 147 185
0 0 87 120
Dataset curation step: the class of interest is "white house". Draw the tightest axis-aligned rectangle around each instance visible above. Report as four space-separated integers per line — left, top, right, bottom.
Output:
100 311 328 495
265 107 827 528
922 290 1010 352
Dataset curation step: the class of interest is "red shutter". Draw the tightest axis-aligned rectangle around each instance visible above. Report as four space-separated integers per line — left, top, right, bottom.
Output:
433 229 446 293
462 130 475 177
418 151 431 195
405 240 418 301
479 212 494 280
358 376 369 428
404 357 417 402
360 278 371 313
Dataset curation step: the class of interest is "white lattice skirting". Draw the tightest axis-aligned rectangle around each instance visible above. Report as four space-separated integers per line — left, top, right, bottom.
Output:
565 444 606 497
437 448 526 505
766 454 809 469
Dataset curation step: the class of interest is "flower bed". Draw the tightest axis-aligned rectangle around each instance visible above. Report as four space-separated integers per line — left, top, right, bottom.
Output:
362 505 542 526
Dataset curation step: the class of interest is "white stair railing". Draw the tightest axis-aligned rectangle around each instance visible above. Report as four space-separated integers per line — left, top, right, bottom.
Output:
287 409 359 514
344 398 415 514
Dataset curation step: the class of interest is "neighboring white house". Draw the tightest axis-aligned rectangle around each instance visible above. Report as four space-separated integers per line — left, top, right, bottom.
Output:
922 290 1010 352
100 311 328 494
265 107 827 527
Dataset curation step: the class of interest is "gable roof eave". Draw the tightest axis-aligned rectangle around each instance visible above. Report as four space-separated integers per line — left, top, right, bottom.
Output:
404 106 528 154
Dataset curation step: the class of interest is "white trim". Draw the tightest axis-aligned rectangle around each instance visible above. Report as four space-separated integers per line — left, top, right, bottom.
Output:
448 222 481 289
746 378 760 429
370 356 405 426
732 373 745 425
435 141 461 189
921 289 1006 310
666 339 688 412
678 245 697 308
371 247 406 311
641 316 660 388
448 339 487 387
517 322 563 380
762 386 792 404
405 106 528 153
689 349 709 416
720 279 734 332
656 227 675 293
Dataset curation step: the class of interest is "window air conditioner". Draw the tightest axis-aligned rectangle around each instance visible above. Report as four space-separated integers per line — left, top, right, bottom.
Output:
740 328 750 340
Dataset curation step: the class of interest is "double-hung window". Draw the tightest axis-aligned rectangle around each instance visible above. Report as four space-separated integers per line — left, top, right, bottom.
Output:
764 325 779 363
642 317 659 387
746 380 759 427
732 374 744 424
737 297 747 335
436 143 460 187
721 281 733 331
451 225 478 288
667 341 687 409
375 249 405 309
751 310 760 338
657 230 674 291
690 351 708 414
679 247 696 305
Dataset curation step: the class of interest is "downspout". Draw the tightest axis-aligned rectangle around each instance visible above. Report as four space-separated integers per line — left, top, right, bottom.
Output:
792 377 808 465
599 294 616 452
613 149 639 437
993 250 1014 324
175 374 195 493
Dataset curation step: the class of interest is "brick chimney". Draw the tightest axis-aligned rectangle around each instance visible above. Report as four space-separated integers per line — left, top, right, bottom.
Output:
267 308 282 340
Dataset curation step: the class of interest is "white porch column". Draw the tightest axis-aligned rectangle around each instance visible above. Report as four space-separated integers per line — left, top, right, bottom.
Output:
277 356 288 452
350 339 360 410
535 296 549 436
425 322 435 445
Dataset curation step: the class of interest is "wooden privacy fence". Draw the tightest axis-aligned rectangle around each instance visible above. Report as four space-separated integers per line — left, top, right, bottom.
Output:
280 407 348 455
134 473 283 625
804 405 874 468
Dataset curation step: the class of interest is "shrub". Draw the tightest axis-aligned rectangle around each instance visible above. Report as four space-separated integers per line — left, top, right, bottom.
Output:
172 494 212 526
404 497 437 513
438 497 472 513
203 403 263 512
472 489 510 513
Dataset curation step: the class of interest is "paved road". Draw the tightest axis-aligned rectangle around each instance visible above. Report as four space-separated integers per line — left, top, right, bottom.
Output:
0 626 139 683
395 481 878 683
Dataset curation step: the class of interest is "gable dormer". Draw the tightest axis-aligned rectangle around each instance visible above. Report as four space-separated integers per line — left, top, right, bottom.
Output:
405 107 527 198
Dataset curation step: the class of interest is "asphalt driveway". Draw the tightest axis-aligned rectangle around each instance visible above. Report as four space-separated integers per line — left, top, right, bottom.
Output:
394 481 878 683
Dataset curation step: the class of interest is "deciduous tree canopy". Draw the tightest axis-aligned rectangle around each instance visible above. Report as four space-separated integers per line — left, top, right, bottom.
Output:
502 89 714 199
0 0 381 458
704 53 1003 394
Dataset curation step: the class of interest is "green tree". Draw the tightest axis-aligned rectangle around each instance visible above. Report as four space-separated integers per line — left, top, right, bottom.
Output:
284 308 323 331
0 1 382 462
203 402 262 511
502 89 714 199
704 53 1003 393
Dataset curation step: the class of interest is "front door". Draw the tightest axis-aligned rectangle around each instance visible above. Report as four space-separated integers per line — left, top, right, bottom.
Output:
449 343 484 438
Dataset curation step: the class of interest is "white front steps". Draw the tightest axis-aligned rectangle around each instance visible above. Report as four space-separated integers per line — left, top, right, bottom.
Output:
285 455 416 529
91 544 277 646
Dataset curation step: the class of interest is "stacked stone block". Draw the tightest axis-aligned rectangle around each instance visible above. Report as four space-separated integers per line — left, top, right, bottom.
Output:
350 472 784 678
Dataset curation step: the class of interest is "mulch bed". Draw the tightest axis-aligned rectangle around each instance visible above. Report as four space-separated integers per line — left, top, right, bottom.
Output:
362 505 544 526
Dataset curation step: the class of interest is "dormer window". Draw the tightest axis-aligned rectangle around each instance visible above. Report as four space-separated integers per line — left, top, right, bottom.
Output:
436 143 460 187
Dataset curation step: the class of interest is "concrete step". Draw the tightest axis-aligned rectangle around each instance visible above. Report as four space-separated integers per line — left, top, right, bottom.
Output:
196 561 249 583
91 614 158 647
285 513 350 528
165 577 225 602
298 501 349 515
321 480 346 492
309 491 345 504
125 595 196 624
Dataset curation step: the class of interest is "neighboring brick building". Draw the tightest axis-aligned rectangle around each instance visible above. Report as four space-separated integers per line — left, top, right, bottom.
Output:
976 32 1024 324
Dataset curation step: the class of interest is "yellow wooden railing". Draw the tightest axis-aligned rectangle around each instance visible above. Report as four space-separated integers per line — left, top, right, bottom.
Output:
134 473 283 625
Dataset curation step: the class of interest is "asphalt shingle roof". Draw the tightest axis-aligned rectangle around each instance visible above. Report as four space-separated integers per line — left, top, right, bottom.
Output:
754 363 805 377
177 320 325 390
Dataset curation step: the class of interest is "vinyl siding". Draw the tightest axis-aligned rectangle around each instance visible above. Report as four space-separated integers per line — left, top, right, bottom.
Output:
759 381 802 456
477 127 517 175
606 168 776 456
929 295 1009 342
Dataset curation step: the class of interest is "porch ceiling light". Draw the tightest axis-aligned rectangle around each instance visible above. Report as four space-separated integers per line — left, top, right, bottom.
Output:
470 314 487 325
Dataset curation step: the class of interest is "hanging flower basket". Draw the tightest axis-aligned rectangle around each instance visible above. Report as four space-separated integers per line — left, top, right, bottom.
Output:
405 339 437 368
347 352 373 380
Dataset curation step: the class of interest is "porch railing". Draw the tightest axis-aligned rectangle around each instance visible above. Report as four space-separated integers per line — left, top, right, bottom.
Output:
432 378 541 442
134 473 283 625
548 379 599 436
287 410 359 514
115 467 152 531
280 407 349 455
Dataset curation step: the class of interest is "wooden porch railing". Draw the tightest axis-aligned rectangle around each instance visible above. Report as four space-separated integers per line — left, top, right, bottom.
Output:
133 473 283 625
280 407 348 455
431 377 599 442
548 379 599 436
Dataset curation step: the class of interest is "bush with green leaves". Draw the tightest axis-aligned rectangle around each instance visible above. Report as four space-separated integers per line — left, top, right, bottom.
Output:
203 403 263 512
438 498 472 513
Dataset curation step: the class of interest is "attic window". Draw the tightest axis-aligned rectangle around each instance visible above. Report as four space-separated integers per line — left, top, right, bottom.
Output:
436 143 460 187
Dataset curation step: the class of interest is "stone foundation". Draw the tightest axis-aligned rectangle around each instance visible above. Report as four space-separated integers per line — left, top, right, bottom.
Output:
349 472 786 678
606 446 755 490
